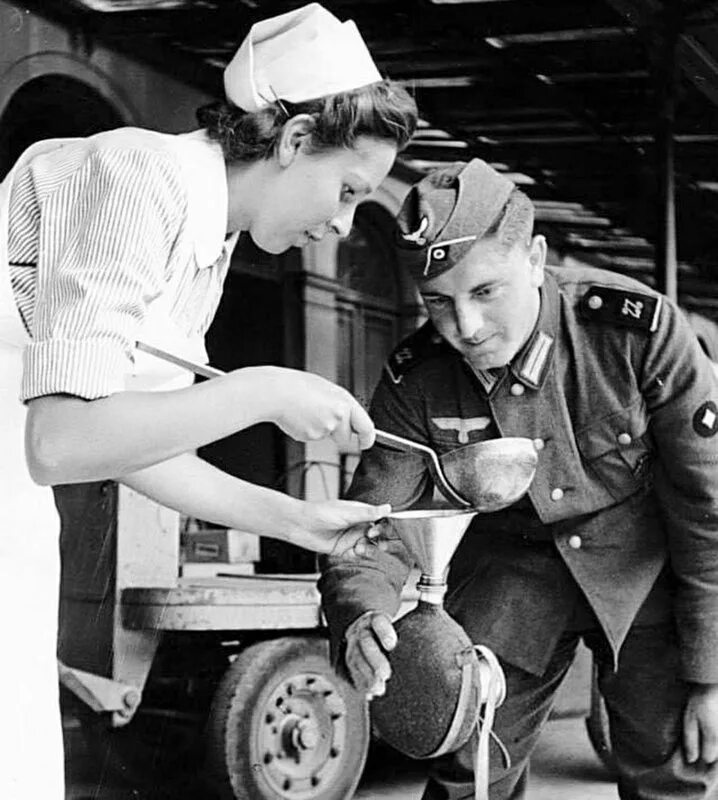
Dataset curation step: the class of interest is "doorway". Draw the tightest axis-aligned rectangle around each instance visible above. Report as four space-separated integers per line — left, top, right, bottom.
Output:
0 73 123 178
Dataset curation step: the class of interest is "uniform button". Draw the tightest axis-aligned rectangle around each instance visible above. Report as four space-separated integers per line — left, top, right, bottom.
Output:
587 295 603 310
533 438 545 451
551 487 564 501
510 383 525 396
568 535 582 550
617 432 632 446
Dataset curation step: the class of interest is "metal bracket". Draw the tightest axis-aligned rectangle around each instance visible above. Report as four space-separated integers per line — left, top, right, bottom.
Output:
58 659 142 727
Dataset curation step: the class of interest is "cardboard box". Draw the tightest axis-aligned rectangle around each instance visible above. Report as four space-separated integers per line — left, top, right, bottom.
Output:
181 528 260 564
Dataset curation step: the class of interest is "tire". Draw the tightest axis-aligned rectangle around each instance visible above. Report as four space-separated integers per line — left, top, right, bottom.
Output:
205 636 370 800
584 663 619 778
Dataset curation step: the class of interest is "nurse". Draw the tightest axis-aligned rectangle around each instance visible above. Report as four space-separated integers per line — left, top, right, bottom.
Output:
0 4 417 798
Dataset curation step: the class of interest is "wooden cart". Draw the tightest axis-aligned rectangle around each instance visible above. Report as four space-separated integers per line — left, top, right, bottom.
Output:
57 481 415 800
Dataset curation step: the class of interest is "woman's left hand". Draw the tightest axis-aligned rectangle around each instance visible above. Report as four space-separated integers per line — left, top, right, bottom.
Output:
293 499 392 555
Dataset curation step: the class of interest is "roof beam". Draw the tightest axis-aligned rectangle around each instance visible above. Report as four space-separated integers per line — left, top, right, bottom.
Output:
606 0 718 107
485 26 636 46
541 70 649 84
396 76 489 88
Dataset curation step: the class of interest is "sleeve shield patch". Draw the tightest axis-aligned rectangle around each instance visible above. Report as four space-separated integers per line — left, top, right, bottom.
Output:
693 401 718 438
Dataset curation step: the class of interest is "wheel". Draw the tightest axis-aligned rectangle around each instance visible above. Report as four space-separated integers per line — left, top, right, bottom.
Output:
584 663 618 778
205 636 370 800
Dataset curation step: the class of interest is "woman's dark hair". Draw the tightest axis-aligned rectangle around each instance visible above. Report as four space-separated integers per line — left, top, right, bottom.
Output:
197 79 417 163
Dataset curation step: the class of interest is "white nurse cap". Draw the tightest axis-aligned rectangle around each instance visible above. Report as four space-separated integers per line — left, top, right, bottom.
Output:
223 3 382 111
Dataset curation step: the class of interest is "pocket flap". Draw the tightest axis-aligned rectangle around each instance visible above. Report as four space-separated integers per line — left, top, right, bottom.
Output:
577 398 649 461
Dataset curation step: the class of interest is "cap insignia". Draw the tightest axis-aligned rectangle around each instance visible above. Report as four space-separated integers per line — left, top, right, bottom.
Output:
401 216 429 247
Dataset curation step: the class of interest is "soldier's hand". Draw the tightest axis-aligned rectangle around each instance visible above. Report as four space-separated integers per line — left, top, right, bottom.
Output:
344 611 397 699
684 683 718 764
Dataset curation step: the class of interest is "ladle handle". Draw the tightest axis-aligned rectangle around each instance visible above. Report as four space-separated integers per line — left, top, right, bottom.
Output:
136 341 225 380
375 429 438 459
134 344 473 509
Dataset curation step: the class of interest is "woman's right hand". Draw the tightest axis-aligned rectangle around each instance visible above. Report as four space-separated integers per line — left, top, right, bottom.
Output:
258 367 375 449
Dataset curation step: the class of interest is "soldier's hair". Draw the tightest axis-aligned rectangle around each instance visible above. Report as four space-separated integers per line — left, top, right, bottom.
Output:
484 189 535 251
197 80 418 163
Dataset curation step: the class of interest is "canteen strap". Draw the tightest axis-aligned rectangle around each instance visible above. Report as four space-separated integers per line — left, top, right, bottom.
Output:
423 648 477 759
473 645 510 800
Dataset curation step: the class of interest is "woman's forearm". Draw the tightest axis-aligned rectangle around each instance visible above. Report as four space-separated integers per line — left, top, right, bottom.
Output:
120 453 307 542
26 367 279 485
120 454 391 555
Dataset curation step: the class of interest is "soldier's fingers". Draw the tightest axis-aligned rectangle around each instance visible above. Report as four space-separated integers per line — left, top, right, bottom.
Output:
364 523 381 541
353 534 378 558
700 722 718 764
356 635 392 682
346 645 381 691
684 709 700 764
370 614 398 652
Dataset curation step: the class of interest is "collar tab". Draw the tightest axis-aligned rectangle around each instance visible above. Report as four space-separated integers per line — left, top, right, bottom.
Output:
514 330 554 389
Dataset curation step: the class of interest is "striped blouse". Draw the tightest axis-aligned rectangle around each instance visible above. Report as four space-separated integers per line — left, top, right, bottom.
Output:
8 128 233 401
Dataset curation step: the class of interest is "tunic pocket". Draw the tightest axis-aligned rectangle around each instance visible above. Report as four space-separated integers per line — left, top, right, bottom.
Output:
575 397 653 501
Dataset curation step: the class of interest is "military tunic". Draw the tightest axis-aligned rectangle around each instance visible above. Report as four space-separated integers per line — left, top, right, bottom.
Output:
319 264 718 684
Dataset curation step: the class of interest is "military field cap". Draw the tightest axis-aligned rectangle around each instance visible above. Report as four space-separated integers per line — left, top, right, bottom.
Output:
224 3 382 112
396 159 516 281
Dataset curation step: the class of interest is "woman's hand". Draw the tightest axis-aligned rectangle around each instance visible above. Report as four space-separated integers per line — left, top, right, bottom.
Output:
121 455 391 556
260 368 375 449
292 499 392 555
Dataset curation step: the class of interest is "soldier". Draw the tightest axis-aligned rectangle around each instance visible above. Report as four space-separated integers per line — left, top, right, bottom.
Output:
319 159 718 799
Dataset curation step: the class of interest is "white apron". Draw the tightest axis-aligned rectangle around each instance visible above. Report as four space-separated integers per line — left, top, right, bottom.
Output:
0 138 206 800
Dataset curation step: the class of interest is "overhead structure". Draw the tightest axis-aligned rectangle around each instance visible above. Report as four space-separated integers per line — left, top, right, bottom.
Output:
27 0 718 316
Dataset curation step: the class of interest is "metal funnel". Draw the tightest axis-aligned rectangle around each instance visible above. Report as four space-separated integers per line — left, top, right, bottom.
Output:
383 509 477 604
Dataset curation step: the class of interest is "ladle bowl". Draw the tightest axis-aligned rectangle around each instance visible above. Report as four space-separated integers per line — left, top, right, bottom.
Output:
439 436 538 512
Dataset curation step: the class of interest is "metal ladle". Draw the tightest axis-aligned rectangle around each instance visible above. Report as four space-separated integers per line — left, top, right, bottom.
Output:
135 342 538 512
136 342 474 507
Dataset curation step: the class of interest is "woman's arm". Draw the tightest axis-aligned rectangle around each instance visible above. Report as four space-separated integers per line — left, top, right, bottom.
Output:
26 366 375 485
121 452 390 555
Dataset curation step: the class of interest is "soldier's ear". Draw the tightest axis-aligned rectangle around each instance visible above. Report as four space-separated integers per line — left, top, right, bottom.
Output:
528 235 546 287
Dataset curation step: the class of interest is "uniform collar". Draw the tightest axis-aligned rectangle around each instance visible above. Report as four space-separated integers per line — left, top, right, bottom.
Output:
173 130 228 268
509 273 558 390
467 273 558 395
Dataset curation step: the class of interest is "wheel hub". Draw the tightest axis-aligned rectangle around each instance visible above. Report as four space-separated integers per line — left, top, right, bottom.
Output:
286 716 320 751
256 671 348 798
